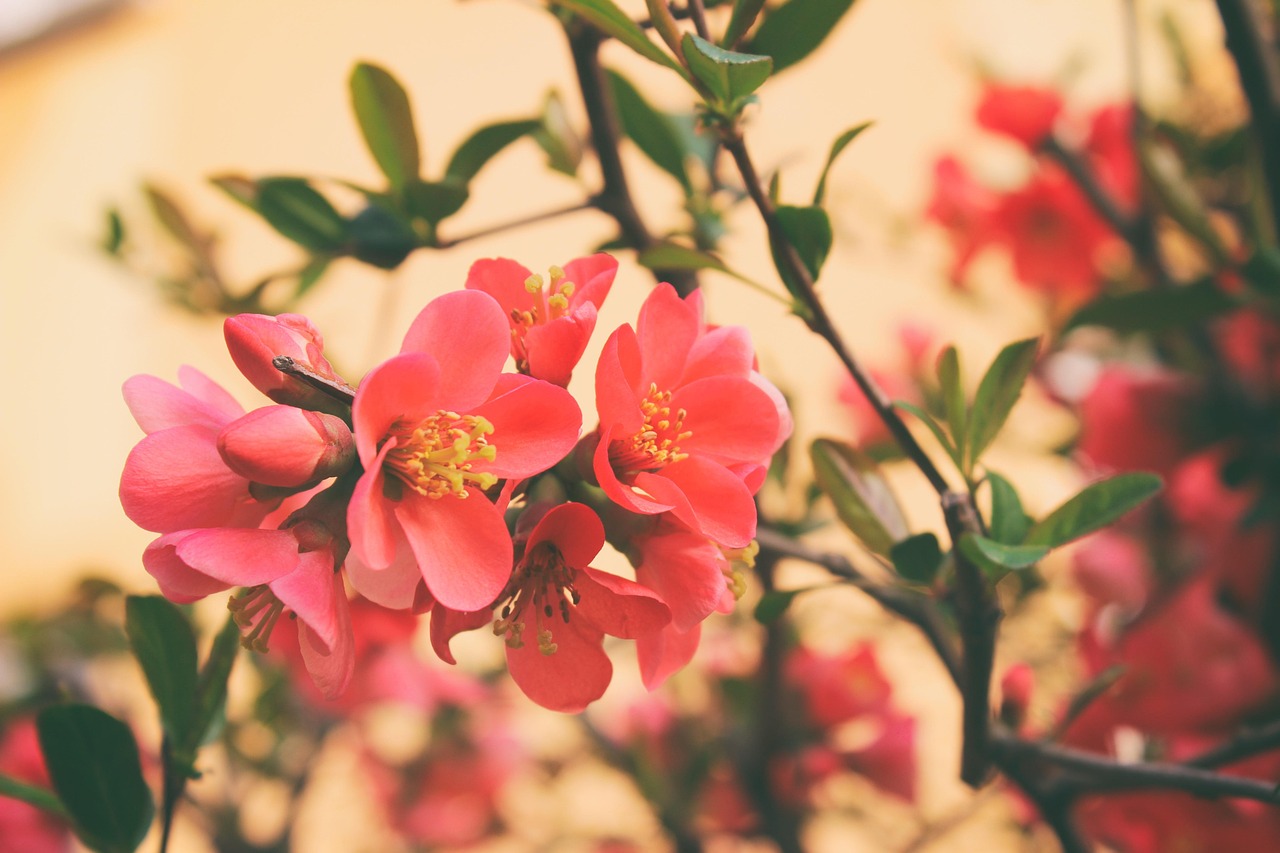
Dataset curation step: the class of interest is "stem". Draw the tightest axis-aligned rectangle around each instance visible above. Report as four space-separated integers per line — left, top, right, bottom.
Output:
437 201 593 248
686 0 711 40
1186 719 1280 769
563 20 699 296
1216 0 1280 231
158 736 184 853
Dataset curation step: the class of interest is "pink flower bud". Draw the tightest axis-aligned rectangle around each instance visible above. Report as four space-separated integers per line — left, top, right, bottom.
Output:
224 313 344 412
218 406 355 488
1000 663 1035 730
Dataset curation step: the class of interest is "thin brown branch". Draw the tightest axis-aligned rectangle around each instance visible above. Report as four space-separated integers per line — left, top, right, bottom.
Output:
1186 719 1280 770
1216 0 1280 229
436 202 594 249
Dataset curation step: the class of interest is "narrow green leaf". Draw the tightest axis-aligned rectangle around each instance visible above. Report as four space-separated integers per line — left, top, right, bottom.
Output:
346 203 420 269
0 772 68 819
966 337 1039 469
813 122 872 206
349 62 420 190
770 204 832 298
186 615 241 757
890 533 944 584
753 586 823 623
551 0 686 75
1025 473 1163 549
722 0 768 48
404 179 469 227
745 0 859 73
208 174 258 209
102 208 125 256
681 33 773 107
606 69 691 192
637 242 768 290
1063 280 1237 334
986 471 1031 545
143 184 202 250
256 178 346 252
533 90 583 177
810 438 909 557
125 596 198 746
445 119 541 183
936 345 967 470
960 534 1048 571
37 705 154 853
894 400 963 471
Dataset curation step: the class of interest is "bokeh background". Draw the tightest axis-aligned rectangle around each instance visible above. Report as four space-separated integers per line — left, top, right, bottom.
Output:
0 0 1243 849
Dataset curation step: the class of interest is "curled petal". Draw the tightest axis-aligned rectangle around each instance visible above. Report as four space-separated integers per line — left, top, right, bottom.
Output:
561 253 617 311
595 326 645 433
123 370 239 435
524 304 597 387
464 257 536 312
651 457 757 548
346 443 398 570
429 605 491 665
525 503 604 569
298 576 354 700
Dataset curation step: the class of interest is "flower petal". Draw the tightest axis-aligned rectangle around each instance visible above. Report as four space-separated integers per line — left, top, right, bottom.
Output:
634 532 727 632
524 305 596 387
526 503 604 568
643 458 757 548
595 325 645 433
428 605 491 665
506 616 611 712
681 325 754 383
345 534 423 610
395 494 513 611
298 577 355 700
346 443 398 570
637 283 700 390
562 253 617 311
142 532 233 603
271 550 340 652
636 622 701 690
464 257 536 312
352 353 443 465
593 424 679 515
173 527 302 586
123 371 237 435
399 290 509 410
673 376 782 464
577 567 670 638
471 375 581 479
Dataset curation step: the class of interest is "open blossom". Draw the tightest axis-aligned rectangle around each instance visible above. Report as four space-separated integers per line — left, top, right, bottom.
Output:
465 253 617 387
976 83 1063 149
925 155 1000 286
592 283 789 548
345 290 581 613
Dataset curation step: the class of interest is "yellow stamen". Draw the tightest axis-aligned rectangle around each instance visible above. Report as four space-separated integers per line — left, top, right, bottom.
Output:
228 585 286 653
608 383 693 475
493 541 580 655
384 412 498 499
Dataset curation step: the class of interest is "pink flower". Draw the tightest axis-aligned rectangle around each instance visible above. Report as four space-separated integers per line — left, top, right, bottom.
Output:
120 368 280 533
465 253 617 387
1085 103 1140 212
218 405 355 488
786 644 892 730
592 284 788 548
484 503 669 712
345 290 582 613
976 83 1064 149
1076 366 1199 478
0 718 72 853
143 488 355 698
925 156 1001 286
224 313 349 413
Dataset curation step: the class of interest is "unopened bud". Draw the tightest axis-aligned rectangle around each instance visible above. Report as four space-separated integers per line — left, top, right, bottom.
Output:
219 406 355 488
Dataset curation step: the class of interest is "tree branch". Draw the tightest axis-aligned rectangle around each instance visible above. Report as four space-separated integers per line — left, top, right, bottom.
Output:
1216 0 1280 230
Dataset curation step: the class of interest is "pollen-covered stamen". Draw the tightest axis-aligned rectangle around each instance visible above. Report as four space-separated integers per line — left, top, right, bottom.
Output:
720 540 758 601
608 382 693 476
493 541 581 655
228 585 286 652
508 266 578 373
385 411 498 499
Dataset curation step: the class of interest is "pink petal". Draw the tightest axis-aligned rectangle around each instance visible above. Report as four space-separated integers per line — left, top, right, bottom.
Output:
123 372 236 435
526 503 604 568
399 290 509 410
270 550 340 651
395 495 513 611
634 532 727 631
464 257 536 312
636 622 701 690
506 616 611 712
657 457 758 548
120 426 262 533
593 424 679 515
674 376 783 464
174 527 302 586
298 577 355 700
352 353 443 465
142 533 233 603
577 567 671 638
594 326 645 433
346 535 423 610
346 444 398 570
429 605 492 665
524 306 596 387
562 253 617 311
219 406 353 488
681 325 755 383
177 365 247 421
637 283 699 390
471 375 581 478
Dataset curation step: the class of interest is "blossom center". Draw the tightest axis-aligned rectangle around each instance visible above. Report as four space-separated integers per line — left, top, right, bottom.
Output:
508 266 577 371
493 541 580 656
228 585 287 652
608 383 691 475
385 411 498 499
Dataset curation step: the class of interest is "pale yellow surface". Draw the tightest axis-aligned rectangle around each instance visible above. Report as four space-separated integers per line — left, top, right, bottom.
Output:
0 0 1218 849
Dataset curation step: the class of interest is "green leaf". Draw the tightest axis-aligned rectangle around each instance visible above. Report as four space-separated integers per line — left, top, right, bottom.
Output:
37 705 154 853
186 615 240 756
753 586 823 623
606 69 691 192
349 62 420 190
0 772 68 819
637 242 766 289
445 118 541 183
143 184 204 251
1025 472 1163 549
256 178 346 252
1063 280 1237 334
208 173 258 209
813 122 872 206
986 471 1031 545
936 345 967 469
960 534 1048 572
770 204 832 298
966 337 1039 470
890 533 944 584
102 208 125 256
404 179 469 228
533 90 583 177
125 596 198 748
810 438 909 557
681 33 773 108
346 203 420 268
745 0 859 74
894 400 963 472
551 0 687 75
1243 247 1280 296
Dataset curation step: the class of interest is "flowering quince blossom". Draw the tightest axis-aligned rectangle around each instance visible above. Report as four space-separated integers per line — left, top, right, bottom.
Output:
592 283 790 549
345 290 582 613
975 83 1063 149
0 718 71 853
464 253 617 387
224 312 352 414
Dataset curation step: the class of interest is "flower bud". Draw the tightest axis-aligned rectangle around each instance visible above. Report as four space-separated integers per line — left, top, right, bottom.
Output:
218 406 355 488
224 313 346 413
999 663 1035 731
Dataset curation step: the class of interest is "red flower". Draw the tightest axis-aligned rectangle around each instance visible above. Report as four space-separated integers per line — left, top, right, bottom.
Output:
224 312 349 414
925 156 1001 286
346 290 581 612
465 253 617 387
592 284 788 548
976 83 1063 149
0 718 71 853
1076 366 1200 478
218 404 355 488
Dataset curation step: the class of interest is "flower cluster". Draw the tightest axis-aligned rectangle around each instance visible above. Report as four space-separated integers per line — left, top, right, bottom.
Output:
120 254 790 711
